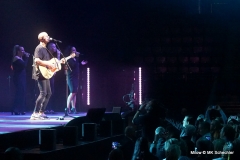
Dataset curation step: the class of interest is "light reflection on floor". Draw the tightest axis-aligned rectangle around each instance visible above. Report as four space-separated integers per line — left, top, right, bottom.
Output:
0 112 87 134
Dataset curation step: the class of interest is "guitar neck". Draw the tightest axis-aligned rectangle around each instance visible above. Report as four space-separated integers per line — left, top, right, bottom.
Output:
64 55 74 61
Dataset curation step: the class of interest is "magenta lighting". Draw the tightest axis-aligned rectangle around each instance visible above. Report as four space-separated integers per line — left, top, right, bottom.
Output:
87 68 90 105
139 67 142 105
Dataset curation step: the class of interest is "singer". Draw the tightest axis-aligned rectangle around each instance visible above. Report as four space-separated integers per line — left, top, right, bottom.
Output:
64 46 87 114
11 45 29 115
31 32 54 120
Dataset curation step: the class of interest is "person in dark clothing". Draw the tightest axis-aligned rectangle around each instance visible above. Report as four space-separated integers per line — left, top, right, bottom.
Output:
11 45 29 115
31 32 65 120
149 126 167 160
44 42 61 114
132 99 165 143
4 147 22 160
119 126 137 160
195 138 214 160
132 137 158 160
165 115 195 138
180 125 196 159
165 144 181 160
64 46 87 114
108 148 124 160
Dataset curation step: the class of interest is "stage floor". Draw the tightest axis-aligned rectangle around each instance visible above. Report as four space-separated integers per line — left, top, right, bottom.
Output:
0 111 125 160
0 112 87 134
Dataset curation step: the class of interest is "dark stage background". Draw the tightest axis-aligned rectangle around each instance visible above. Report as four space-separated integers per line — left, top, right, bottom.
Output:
0 0 240 114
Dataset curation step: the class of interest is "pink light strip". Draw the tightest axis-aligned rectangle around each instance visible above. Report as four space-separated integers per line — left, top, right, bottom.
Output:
139 67 142 105
87 68 90 105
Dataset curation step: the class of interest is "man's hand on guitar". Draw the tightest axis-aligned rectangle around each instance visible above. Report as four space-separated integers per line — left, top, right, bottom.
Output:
60 58 66 64
46 64 55 70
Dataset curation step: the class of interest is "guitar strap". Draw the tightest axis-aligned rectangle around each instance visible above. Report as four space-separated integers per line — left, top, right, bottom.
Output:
45 46 55 58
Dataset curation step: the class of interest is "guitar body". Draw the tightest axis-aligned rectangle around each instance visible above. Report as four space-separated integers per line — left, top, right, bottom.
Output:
38 54 75 79
38 58 61 79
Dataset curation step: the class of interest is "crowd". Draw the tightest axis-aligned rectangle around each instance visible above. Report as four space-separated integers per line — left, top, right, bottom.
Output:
108 99 240 160
3 99 240 160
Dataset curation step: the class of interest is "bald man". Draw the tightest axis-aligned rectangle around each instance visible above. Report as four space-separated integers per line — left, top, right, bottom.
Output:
31 32 53 120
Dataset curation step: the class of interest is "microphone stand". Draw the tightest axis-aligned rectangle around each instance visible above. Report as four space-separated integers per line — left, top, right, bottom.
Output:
55 42 75 119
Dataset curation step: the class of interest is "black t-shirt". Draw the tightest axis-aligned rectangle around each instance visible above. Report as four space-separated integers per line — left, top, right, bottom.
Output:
32 44 51 80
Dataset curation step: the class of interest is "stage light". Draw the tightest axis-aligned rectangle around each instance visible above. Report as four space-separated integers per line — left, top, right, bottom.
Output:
139 67 142 105
87 68 90 105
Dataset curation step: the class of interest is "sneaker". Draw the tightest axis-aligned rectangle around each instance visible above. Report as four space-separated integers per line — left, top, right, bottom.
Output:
39 112 48 119
30 113 40 120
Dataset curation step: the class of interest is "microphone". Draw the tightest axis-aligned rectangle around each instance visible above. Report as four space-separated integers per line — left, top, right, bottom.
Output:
76 52 84 57
24 52 30 57
75 52 80 57
49 37 62 43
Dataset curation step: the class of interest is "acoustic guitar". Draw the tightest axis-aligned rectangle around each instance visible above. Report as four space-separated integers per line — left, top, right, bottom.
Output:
38 53 75 79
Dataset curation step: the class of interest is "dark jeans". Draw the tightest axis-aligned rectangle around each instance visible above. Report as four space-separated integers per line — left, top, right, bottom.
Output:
46 76 55 111
34 79 52 113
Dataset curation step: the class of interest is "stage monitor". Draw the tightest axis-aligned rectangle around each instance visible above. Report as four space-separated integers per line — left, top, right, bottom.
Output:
86 108 106 124
112 107 121 114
